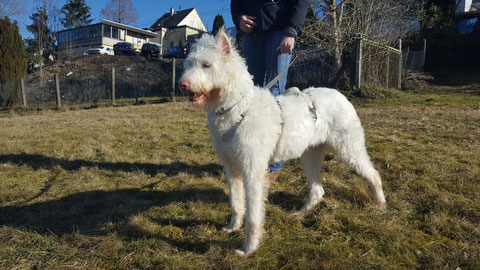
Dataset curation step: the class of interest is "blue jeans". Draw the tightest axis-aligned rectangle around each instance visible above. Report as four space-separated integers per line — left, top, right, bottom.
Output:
242 31 294 172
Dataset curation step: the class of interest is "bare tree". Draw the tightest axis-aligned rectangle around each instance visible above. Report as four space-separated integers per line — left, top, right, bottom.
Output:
35 0 61 33
306 0 422 77
101 0 139 25
0 0 26 18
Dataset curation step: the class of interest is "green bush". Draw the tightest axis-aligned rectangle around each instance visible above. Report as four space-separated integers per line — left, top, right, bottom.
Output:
0 17 27 107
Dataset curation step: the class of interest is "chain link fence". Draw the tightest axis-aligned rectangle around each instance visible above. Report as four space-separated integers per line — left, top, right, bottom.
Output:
24 76 57 107
288 48 334 89
355 38 402 89
0 80 23 107
2 40 407 109
403 39 427 72
1 58 187 109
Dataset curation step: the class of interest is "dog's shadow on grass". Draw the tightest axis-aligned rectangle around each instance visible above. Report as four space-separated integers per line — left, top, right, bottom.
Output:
0 153 222 177
0 153 231 254
0 187 232 254
268 190 305 212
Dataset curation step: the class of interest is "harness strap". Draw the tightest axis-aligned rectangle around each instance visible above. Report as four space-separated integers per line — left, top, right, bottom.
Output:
264 52 297 90
286 87 317 121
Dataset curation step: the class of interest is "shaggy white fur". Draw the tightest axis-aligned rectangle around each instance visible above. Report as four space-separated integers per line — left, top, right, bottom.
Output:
179 30 387 256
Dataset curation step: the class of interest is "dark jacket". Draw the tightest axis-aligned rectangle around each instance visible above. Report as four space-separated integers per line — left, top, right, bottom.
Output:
231 0 311 37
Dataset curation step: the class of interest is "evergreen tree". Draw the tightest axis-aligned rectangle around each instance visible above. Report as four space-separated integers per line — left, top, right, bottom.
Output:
0 17 27 106
419 0 459 70
422 0 457 33
60 0 93 29
212 14 225 36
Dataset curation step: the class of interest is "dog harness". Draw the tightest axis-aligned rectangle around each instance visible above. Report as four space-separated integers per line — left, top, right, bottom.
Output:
283 87 317 121
218 89 316 143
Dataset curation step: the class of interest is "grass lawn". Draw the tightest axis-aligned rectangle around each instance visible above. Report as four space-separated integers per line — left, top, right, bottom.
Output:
0 83 479 269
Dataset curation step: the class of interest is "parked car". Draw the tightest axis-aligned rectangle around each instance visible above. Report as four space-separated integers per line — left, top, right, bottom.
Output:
83 47 114 56
162 46 185 58
113 42 135 56
183 42 192 56
141 43 161 58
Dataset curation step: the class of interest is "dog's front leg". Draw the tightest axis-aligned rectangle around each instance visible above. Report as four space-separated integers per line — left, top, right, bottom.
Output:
235 168 267 256
222 166 245 233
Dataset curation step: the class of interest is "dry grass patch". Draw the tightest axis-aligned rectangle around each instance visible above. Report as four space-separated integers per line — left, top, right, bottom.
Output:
0 88 479 269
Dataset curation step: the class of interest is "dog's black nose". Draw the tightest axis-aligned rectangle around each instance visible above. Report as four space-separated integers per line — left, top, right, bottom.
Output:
179 80 190 91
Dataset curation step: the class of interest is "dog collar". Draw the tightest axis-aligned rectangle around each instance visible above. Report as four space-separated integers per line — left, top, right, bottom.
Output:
215 94 245 115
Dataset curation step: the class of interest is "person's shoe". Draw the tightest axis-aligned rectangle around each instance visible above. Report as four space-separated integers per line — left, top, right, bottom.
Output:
268 171 281 182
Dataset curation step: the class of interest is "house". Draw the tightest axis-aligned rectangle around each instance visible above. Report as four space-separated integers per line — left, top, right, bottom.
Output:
456 0 480 34
149 8 207 54
57 19 157 58
457 0 480 12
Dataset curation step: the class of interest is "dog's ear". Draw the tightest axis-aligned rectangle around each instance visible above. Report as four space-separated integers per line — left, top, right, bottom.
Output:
215 27 231 55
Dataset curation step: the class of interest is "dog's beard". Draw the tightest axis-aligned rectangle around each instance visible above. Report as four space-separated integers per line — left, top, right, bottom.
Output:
188 87 221 109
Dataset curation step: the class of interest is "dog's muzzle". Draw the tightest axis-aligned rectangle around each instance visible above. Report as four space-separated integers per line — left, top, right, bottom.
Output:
179 79 207 102
179 79 190 92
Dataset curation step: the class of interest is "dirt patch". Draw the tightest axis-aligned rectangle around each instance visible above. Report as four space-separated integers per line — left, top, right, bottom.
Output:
402 70 434 92
28 55 173 80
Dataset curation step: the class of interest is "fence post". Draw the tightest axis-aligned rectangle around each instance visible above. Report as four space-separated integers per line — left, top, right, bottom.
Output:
55 73 62 108
171 58 176 102
398 39 403 90
354 37 363 89
421 39 427 71
20 77 27 107
111 67 116 105
386 52 390 89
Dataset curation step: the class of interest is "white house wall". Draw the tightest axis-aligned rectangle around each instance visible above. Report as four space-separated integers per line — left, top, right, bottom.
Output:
457 0 473 12
178 9 207 31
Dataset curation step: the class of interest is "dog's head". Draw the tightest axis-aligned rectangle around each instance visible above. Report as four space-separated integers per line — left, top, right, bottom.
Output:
178 28 249 110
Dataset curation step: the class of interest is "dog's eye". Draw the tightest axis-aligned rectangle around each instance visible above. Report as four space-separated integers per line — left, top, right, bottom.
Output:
202 62 211 68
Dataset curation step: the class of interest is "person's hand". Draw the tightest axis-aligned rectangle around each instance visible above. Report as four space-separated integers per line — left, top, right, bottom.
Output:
280 36 295 54
239 15 257 33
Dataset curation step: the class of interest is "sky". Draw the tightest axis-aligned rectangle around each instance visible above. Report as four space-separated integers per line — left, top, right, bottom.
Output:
15 0 235 39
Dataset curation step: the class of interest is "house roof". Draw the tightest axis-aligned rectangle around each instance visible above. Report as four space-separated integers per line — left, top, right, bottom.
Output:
456 10 480 19
150 8 195 31
57 19 157 38
102 19 157 37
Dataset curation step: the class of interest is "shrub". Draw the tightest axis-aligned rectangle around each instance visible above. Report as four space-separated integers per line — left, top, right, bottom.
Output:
0 17 28 107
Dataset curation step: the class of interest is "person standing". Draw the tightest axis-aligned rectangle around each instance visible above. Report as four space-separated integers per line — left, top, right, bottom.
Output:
231 0 311 180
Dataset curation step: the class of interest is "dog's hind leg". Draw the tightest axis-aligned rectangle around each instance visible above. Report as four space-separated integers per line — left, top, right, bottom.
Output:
222 165 245 233
295 145 327 216
332 130 387 208
235 168 267 256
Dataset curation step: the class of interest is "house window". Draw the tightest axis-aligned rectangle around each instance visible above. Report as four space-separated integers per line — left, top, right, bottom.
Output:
112 27 119 39
90 25 101 38
58 31 65 43
119 29 126 40
103 25 111 38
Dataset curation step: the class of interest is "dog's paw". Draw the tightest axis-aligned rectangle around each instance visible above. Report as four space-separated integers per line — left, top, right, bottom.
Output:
221 224 240 233
292 210 307 217
221 226 235 233
377 202 387 210
235 249 248 256
235 242 259 256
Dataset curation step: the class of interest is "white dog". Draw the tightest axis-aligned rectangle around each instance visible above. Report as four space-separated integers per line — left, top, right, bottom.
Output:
178 30 386 256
